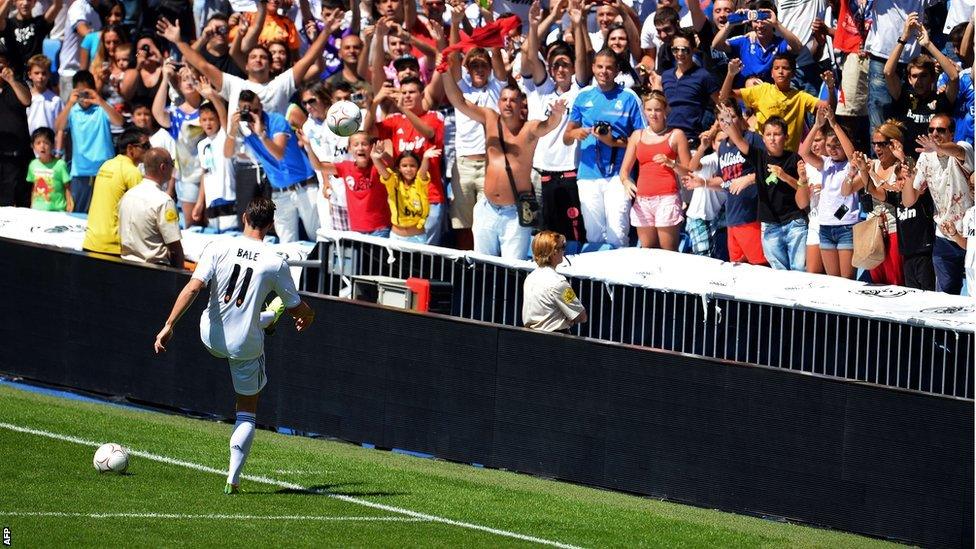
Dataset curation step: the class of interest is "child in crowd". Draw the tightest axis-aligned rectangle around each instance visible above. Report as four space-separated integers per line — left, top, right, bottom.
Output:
27 127 71 212
682 122 729 261
25 55 63 136
306 131 390 236
53 69 124 213
374 147 440 244
715 98 766 265
752 116 806 271
194 98 237 233
619 91 691 251
799 105 859 279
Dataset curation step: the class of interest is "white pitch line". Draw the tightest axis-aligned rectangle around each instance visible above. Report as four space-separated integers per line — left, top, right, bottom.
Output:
0 422 582 549
0 511 426 522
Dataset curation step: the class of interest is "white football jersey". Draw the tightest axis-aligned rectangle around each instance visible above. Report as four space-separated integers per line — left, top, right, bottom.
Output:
192 237 302 360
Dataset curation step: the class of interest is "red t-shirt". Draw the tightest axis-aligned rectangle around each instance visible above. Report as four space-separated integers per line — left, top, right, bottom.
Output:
834 0 865 54
334 161 390 232
376 111 445 204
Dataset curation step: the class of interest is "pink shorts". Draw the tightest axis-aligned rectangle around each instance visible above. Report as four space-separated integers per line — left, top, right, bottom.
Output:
630 194 684 228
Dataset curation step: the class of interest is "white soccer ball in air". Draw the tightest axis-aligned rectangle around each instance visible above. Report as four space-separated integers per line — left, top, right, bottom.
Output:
326 100 363 137
93 443 129 473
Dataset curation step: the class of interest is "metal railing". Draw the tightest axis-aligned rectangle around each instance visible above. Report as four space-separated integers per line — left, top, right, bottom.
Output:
298 236 974 400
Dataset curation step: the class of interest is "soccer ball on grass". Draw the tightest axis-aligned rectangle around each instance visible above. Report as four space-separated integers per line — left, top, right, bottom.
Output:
326 100 363 137
93 443 129 473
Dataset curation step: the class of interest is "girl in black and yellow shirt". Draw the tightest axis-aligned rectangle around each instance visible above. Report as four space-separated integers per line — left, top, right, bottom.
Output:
371 146 441 243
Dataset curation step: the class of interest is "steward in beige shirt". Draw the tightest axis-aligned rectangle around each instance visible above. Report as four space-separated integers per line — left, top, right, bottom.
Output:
118 148 184 267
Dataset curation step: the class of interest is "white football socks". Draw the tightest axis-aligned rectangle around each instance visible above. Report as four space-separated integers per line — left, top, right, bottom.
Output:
227 411 256 486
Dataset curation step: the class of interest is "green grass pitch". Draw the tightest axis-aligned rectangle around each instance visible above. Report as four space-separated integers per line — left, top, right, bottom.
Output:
0 383 896 548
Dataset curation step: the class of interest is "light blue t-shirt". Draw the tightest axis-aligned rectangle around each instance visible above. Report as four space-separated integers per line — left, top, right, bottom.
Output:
81 31 100 65
67 104 114 177
244 111 315 189
569 84 646 180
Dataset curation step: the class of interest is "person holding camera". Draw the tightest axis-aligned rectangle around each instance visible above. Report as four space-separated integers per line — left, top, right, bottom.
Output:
563 48 646 249
443 54 566 259
224 90 319 243
54 69 126 213
522 231 587 333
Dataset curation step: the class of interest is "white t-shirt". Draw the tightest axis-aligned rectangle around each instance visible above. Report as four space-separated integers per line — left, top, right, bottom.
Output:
686 152 727 221
28 90 63 135
302 116 349 207
119 179 182 265
777 0 826 68
640 7 694 50
59 0 101 77
805 161 822 225
455 74 503 156
523 77 579 172
817 156 858 226
945 0 975 33
219 69 296 117
864 0 936 64
963 205 976 292
193 237 302 360
590 30 607 53
197 130 236 206
913 143 976 238
522 266 585 332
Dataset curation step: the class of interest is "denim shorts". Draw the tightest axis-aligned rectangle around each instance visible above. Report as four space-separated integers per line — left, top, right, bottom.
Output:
819 224 855 250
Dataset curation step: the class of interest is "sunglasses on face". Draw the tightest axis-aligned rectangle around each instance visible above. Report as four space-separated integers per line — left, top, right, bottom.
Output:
871 140 890 147
928 126 949 134
551 61 571 69
670 46 690 53
302 98 318 106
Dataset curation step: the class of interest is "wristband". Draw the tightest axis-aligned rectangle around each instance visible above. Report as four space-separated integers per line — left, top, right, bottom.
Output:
53 149 63 158
897 37 907 45
721 179 731 190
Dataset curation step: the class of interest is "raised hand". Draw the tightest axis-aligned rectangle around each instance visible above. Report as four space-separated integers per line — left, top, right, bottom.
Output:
156 17 181 44
901 12 919 42
549 98 567 118
915 134 939 154
528 0 542 25
423 147 442 159
821 70 835 89
197 74 214 97
727 57 743 77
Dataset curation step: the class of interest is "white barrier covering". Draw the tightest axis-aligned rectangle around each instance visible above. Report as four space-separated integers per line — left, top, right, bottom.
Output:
0 207 314 285
316 228 976 333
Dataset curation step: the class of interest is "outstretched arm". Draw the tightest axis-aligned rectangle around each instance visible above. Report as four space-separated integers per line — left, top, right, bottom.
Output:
154 278 206 353
442 55 489 124
799 106 827 171
293 19 336 85
158 18 225 91
533 99 567 137
522 0 546 85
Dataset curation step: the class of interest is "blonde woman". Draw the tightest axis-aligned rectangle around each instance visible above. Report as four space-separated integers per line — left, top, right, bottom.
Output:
522 231 587 333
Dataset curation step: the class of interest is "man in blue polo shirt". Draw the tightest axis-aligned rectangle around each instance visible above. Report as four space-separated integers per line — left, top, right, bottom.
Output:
564 49 646 248
226 90 319 243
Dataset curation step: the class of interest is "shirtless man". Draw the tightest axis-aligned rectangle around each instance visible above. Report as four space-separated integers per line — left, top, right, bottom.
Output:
443 56 566 259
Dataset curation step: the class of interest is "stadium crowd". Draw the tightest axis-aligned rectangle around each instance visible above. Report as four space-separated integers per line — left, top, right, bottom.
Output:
0 0 974 293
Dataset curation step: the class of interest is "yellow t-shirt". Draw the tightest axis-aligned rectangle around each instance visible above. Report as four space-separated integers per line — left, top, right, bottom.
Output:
380 169 430 230
740 83 820 152
83 155 144 254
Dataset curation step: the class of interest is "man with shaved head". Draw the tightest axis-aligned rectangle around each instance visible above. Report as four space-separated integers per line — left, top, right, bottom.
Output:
119 147 185 267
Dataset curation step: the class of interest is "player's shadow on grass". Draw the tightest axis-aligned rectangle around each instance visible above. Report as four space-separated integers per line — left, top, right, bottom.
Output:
264 483 406 498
